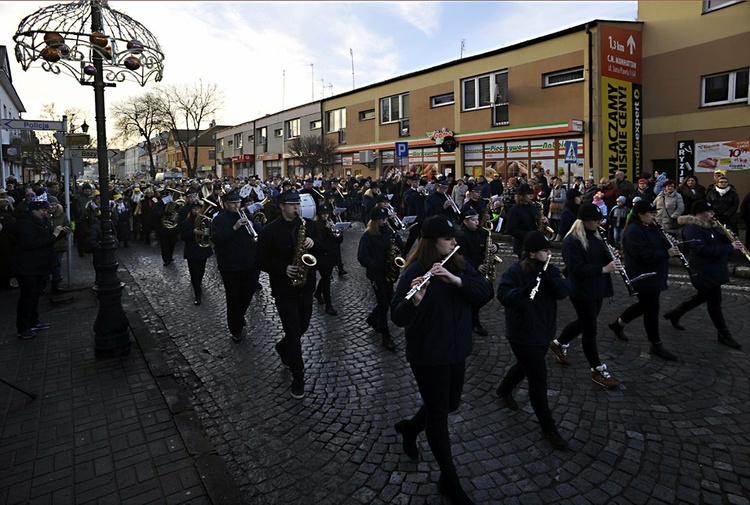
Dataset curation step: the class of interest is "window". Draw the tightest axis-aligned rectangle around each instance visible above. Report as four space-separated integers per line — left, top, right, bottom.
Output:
218 138 224 150
285 118 300 139
380 93 409 124
359 109 375 121
463 70 508 116
233 133 242 150
543 67 584 87
431 93 454 108
256 127 267 145
208 150 215 161
703 0 743 12
247 134 254 143
274 128 283 138
325 108 346 132
228 140 233 148
310 119 322 130
702 68 749 106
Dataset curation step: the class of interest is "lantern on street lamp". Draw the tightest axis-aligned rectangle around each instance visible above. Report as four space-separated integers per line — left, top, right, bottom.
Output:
13 0 164 357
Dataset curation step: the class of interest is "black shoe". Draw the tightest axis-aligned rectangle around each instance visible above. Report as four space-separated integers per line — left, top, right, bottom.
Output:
473 323 489 337
718 332 742 350
194 298 201 306
230 332 242 343
338 270 348 277
437 476 475 505
291 377 305 399
650 342 678 361
394 420 419 460
325 305 338 316
608 320 628 341
314 292 325 305
365 313 378 331
663 311 685 331
496 387 519 411
382 334 397 351
542 429 569 451
275 342 290 369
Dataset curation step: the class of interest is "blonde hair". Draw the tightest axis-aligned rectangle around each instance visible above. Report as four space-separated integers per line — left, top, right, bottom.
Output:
566 219 601 251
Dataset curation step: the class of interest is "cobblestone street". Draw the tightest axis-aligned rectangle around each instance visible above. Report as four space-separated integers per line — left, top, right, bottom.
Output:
113 223 750 505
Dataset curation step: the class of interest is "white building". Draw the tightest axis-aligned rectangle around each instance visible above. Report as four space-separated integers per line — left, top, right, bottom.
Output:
0 46 26 187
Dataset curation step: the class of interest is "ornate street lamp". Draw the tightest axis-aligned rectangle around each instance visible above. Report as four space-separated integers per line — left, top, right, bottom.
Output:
13 1 164 357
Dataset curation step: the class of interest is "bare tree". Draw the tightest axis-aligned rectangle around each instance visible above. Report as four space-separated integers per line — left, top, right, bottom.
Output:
287 135 339 177
155 79 223 178
24 103 89 180
110 92 167 179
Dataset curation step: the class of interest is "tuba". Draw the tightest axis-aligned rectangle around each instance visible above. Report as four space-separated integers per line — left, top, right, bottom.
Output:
160 188 185 229
481 221 503 284
290 213 317 288
195 199 218 248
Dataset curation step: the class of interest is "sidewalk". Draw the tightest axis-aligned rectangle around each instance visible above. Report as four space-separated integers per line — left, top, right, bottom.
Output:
0 251 239 504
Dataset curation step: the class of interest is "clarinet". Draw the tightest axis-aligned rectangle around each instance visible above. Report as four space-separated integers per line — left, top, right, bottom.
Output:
404 246 460 300
653 220 693 276
597 226 638 296
529 253 552 301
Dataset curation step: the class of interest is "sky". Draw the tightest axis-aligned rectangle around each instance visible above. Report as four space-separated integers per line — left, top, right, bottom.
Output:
0 1 638 146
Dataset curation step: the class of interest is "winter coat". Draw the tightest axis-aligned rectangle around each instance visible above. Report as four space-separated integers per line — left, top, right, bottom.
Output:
654 190 685 232
678 183 706 215
496 260 571 346
180 215 213 261
622 221 671 292
706 186 739 232
391 258 492 366
49 205 72 253
314 219 343 269
357 227 404 282
210 210 257 272
677 215 734 290
0 209 17 278
12 211 58 276
561 229 614 301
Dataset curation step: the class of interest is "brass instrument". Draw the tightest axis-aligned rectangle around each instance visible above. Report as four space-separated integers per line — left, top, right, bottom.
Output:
253 196 270 226
290 213 317 288
386 225 406 283
445 194 461 216
327 216 342 238
653 220 693 276
386 203 404 230
160 188 186 230
712 218 750 263
237 208 258 242
200 181 212 200
480 198 493 230
195 199 218 248
404 245 461 300
596 226 655 296
481 222 503 284
529 253 552 301
536 202 554 236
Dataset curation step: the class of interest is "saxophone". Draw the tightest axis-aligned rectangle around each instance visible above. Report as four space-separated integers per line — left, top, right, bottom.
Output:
536 201 554 236
712 218 750 263
481 222 503 283
386 228 406 283
290 214 317 288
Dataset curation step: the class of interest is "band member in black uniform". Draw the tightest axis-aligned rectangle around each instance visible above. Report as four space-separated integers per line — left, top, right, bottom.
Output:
549 203 620 389
210 190 261 342
176 188 199 225
456 208 497 336
424 175 458 222
180 201 213 306
607 200 681 360
459 186 487 217
402 176 427 256
357 206 404 351
256 190 320 399
362 181 381 225
663 200 743 349
506 183 538 258
153 189 181 266
391 215 492 505
496 231 572 450
313 203 342 316
322 189 348 276
300 179 323 207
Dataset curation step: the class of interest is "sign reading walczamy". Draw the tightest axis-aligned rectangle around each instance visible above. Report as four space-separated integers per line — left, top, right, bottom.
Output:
600 25 642 182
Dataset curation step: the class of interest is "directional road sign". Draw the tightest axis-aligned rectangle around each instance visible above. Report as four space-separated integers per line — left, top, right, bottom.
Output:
1 119 65 131
70 149 98 159
395 141 408 158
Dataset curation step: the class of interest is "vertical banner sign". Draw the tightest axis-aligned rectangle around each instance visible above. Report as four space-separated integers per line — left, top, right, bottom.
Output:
676 140 695 183
601 25 642 182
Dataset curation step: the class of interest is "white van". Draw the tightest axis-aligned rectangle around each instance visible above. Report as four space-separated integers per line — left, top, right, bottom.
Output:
155 172 184 183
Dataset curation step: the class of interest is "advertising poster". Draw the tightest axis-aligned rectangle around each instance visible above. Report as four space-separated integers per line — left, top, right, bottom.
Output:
695 140 750 173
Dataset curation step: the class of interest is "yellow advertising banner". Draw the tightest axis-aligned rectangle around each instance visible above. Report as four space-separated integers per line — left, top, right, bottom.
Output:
601 76 642 181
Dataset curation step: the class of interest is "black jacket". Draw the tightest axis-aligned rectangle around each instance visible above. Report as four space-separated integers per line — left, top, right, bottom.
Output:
506 203 538 241
180 216 214 261
12 211 58 276
424 191 456 220
456 225 488 270
496 260 571 346
391 258 492 366
210 210 257 271
678 215 734 290
357 227 404 282
256 216 320 298
561 229 614 301
314 220 343 268
622 221 670 292
403 188 426 222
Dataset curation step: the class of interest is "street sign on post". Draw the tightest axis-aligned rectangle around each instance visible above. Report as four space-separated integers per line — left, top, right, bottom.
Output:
70 149 97 159
1 119 66 131
66 134 91 146
395 141 408 158
564 141 578 163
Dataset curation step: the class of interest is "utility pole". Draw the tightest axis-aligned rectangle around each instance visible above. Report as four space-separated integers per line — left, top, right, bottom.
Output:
309 63 314 102
350 48 355 89
461 39 466 59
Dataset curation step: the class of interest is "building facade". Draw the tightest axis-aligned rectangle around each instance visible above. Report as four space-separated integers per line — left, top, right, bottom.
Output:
0 46 26 186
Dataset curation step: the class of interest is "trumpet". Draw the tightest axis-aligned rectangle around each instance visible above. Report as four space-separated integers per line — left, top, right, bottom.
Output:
404 245 460 300
237 208 258 241
445 194 461 216
327 216 342 238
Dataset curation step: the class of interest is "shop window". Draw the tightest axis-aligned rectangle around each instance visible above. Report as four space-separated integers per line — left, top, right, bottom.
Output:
702 68 749 106
543 67 584 87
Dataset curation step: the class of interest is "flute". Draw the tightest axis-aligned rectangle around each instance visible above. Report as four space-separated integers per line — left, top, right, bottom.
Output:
404 245 461 300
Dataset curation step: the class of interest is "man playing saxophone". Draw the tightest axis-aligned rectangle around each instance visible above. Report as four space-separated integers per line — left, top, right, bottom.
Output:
210 190 261 343
256 190 320 399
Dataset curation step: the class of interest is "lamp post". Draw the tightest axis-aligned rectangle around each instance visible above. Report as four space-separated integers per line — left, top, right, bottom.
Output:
14 0 164 357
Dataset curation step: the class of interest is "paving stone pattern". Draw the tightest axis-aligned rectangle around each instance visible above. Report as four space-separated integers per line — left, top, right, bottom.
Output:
114 223 750 504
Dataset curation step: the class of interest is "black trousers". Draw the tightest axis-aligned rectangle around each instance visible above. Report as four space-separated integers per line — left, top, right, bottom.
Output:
274 294 313 375
557 297 604 368
672 285 728 333
368 278 393 334
407 360 466 480
220 269 259 336
187 258 207 298
159 232 178 263
16 274 45 333
618 290 661 344
315 264 334 305
501 343 556 432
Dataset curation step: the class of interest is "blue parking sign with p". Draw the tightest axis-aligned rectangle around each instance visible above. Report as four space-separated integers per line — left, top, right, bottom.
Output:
395 141 408 158
564 141 578 163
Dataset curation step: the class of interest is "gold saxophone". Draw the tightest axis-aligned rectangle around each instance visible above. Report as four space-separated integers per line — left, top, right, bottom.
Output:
481 222 503 283
712 218 750 263
290 214 317 288
536 201 554 236
386 228 406 283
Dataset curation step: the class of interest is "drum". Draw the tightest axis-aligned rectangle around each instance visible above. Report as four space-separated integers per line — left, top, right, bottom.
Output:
299 193 316 219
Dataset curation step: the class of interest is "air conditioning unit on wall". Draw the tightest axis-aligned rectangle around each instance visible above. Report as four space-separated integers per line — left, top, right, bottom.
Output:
359 150 375 163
